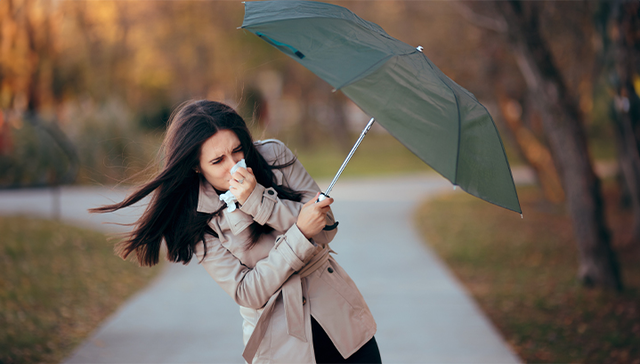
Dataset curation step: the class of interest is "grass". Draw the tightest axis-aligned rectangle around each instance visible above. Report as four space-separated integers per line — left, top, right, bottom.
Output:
0 216 162 364
73 126 527 185
414 184 640 363
291 132 434 179
73 130 438 186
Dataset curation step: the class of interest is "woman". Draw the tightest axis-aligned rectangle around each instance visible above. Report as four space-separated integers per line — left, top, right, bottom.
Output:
91 100 381 364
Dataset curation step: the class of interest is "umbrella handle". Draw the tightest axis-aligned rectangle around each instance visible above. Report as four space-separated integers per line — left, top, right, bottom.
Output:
323 117 376 197
316 193 339 231
315 117 375 232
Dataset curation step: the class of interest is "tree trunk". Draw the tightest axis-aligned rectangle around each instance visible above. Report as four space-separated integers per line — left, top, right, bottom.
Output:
614 115 640 242
497 1 622 290
24 113 80 185
610 0 640 245
22 0 79 186
496 91 565 203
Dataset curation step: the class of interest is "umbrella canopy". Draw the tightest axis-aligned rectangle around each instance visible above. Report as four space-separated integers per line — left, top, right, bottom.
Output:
241 0 521 214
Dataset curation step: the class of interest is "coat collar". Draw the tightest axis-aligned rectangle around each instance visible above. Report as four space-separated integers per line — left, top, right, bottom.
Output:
196 177 224 213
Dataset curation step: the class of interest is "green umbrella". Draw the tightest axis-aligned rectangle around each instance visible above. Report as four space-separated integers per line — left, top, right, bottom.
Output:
241 0 521 214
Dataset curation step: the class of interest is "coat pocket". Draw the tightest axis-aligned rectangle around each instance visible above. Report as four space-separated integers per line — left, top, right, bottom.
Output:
318 260 365 311
218 211 255 264
225 209 254 236
309 260 374 358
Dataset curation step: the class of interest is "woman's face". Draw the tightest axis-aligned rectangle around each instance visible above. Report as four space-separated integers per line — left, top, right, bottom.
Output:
198 129 245 191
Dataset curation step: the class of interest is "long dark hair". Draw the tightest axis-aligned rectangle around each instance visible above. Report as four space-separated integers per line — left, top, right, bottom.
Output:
90 100 302 266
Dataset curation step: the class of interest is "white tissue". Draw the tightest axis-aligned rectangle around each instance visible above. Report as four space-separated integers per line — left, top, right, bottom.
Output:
219 191 238 212
230 158 247 176
219 159 247 212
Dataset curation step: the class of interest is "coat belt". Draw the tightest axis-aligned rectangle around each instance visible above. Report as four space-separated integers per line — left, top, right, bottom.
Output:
242 244 332 364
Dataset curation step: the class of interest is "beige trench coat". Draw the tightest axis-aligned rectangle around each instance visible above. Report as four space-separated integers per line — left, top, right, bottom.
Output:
194 139 377 364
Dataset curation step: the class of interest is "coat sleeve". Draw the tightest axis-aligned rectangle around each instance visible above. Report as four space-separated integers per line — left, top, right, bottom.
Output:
239 141 337 245
195 224 317 309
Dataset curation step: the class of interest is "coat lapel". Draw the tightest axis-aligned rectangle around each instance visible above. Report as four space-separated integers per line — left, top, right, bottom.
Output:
196 178 224 213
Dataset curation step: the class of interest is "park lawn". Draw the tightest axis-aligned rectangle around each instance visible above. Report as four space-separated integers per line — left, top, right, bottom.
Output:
293 132 434 179
415 184 640 364
0 216 162 364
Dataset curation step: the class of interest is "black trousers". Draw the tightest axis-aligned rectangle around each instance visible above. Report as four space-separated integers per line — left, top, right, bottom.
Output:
311 317 382 364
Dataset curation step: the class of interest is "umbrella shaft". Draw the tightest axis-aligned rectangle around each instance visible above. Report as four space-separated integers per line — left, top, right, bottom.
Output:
324 117 375 197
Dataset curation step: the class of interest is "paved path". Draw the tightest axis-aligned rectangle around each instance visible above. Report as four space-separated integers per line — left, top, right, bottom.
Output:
0 174 525 363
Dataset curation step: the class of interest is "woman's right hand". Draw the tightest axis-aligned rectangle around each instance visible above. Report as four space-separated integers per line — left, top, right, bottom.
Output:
297 193 334 239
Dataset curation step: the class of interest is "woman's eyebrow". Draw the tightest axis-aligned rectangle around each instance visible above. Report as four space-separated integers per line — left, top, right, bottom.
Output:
208 155 223 164
209 144 242 164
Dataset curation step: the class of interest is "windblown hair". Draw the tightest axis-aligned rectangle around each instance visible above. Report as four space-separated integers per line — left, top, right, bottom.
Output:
90 100 302 266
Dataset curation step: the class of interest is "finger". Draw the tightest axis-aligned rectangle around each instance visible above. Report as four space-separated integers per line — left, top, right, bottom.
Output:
228 179 244 189
231 172 244 183
305 193 321 207
232 168 247 179
315 197 334 208
316 207 331 217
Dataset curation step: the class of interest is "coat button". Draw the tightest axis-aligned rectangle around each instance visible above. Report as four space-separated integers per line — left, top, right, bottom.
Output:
267 189 275 195
327 267 334 273
302 296 307 305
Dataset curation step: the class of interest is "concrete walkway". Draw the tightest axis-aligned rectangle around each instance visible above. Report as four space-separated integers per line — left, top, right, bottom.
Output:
0 174 524 363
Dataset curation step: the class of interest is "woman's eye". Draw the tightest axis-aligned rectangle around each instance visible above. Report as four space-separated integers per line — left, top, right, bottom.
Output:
211 159 222 165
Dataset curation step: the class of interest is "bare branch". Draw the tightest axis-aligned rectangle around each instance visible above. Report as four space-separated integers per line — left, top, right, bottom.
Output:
453 1 507 33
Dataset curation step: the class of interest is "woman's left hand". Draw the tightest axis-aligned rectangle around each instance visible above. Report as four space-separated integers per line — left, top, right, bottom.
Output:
229 167 256 205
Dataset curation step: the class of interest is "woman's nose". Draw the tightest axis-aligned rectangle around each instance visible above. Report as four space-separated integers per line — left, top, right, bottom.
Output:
225 159 236 174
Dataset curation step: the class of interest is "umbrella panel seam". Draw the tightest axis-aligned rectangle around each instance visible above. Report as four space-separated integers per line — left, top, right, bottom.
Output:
417 52 463 186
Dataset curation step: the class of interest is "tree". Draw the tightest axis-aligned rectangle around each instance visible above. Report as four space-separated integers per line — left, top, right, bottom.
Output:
0 0 79 187
597 0 640 246
495 1 622 290
456 1 623 290
495 91 565 203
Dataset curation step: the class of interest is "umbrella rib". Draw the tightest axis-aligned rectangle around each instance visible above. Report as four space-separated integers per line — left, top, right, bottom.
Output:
475 102 523 213
241 8 389 37
241 16 384 34
421 55 522 213
453 94 462 187
333 55 393 91
421 55 462 186
333 50 419 91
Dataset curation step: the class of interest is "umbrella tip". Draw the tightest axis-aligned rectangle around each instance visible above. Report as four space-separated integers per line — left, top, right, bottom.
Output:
453 185 457 190
416 46 424 52
521 213 524 219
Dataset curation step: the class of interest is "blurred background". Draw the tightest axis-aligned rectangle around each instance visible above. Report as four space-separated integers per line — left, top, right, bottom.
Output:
1 0 639 363
4 0 618 187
